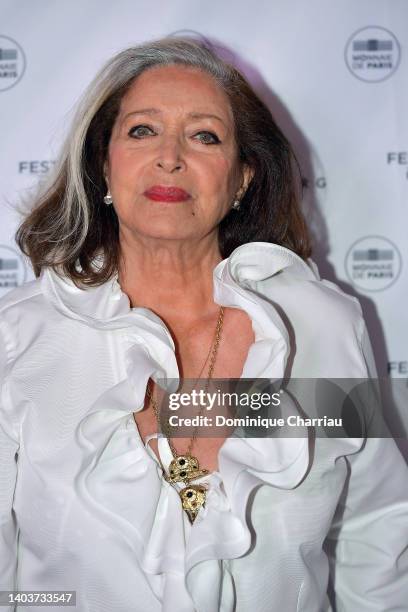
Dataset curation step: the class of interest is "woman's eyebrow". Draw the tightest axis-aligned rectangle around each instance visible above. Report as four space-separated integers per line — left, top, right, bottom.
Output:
122 108 226 126
188 112 226 126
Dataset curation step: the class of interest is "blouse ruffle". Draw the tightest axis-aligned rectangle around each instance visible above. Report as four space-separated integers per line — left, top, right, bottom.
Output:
40 243 313 611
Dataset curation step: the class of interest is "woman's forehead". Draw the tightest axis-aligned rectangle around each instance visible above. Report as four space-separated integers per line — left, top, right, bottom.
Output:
118 64 234 124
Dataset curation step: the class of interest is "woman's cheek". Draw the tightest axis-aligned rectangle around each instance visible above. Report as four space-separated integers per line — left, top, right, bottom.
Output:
206 157 233 186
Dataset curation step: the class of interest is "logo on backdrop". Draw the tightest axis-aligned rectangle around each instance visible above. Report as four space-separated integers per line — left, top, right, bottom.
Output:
345 26 400 82
18 160 56 174
301 147 327 205
301 176 327 190
0 35 26 91
345 236 402 292
0 245 27 294
387 151 408 180
307 148 327 192
388 361 408 376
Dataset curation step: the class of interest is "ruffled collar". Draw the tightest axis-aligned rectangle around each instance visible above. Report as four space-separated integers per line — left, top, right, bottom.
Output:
41 242 317 611
40 242 316 384
40 242 316 327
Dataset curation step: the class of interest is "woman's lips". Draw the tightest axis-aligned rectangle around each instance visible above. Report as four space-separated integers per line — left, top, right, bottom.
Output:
144 185 191 202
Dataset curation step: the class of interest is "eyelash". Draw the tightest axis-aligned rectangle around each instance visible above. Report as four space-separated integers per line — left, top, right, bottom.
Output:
127 124 221 145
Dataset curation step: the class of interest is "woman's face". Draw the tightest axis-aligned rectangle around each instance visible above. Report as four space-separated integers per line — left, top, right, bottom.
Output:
104 64 252 246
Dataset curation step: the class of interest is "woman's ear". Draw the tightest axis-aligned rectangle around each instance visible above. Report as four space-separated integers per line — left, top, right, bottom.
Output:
239 164 254 197
103 161 109 187
243 164 254 190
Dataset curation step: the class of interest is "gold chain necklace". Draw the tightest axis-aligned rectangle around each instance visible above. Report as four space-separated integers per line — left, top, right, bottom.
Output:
146 306 225 524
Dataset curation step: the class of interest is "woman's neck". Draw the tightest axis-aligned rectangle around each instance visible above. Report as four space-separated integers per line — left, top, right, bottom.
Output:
117 232 223 324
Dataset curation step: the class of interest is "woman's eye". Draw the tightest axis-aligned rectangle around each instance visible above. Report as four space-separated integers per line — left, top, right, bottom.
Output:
128 125 154 138
127 125 220 144
194 131 221 145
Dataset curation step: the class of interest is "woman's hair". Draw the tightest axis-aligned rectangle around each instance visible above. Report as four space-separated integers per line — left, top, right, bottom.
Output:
16 36 312 287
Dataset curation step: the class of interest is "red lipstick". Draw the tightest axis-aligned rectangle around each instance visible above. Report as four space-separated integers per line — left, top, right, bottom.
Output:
144 185 191 202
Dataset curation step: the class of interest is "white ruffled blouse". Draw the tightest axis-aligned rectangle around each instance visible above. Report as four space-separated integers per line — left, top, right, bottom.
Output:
0 242 407 612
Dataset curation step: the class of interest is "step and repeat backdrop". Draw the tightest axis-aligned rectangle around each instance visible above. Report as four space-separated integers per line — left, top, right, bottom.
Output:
1 0 407 441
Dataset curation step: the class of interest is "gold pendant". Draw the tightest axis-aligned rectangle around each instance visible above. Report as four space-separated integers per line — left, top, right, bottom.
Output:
165 454 209 485
163 454 209 523
179 484 207 524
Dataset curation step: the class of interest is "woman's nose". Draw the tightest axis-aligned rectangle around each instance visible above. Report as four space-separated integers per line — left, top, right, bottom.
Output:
155 135 186 173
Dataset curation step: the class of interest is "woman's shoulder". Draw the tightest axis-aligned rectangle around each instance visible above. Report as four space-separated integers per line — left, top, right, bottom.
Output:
0 277 50 365
0 273 59 323
226 242 364 329
0 276 44 314
279 262 364 334
260 252 365 351
224 243 369 377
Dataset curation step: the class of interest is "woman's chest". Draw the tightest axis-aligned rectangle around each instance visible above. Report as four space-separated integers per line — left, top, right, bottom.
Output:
133 307 256 472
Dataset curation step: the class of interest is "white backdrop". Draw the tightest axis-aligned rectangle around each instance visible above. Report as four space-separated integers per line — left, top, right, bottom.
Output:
1 0 407 440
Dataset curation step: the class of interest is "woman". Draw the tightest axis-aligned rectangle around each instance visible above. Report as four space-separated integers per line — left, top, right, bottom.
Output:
0 36 407 612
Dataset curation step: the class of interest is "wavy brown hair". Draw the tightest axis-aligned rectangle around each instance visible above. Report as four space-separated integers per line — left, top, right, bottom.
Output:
16 36 311 287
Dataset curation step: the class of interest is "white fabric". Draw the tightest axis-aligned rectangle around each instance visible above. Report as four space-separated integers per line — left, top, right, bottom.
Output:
0 242 407 612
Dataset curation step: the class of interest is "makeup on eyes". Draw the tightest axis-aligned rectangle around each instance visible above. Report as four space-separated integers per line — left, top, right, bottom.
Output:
127 124 221 144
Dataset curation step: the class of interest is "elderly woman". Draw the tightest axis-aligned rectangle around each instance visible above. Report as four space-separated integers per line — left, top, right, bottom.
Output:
0 36 407 612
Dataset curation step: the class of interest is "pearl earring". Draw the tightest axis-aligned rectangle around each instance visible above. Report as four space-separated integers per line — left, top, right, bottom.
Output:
104 190 113 206
232 198 241 210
